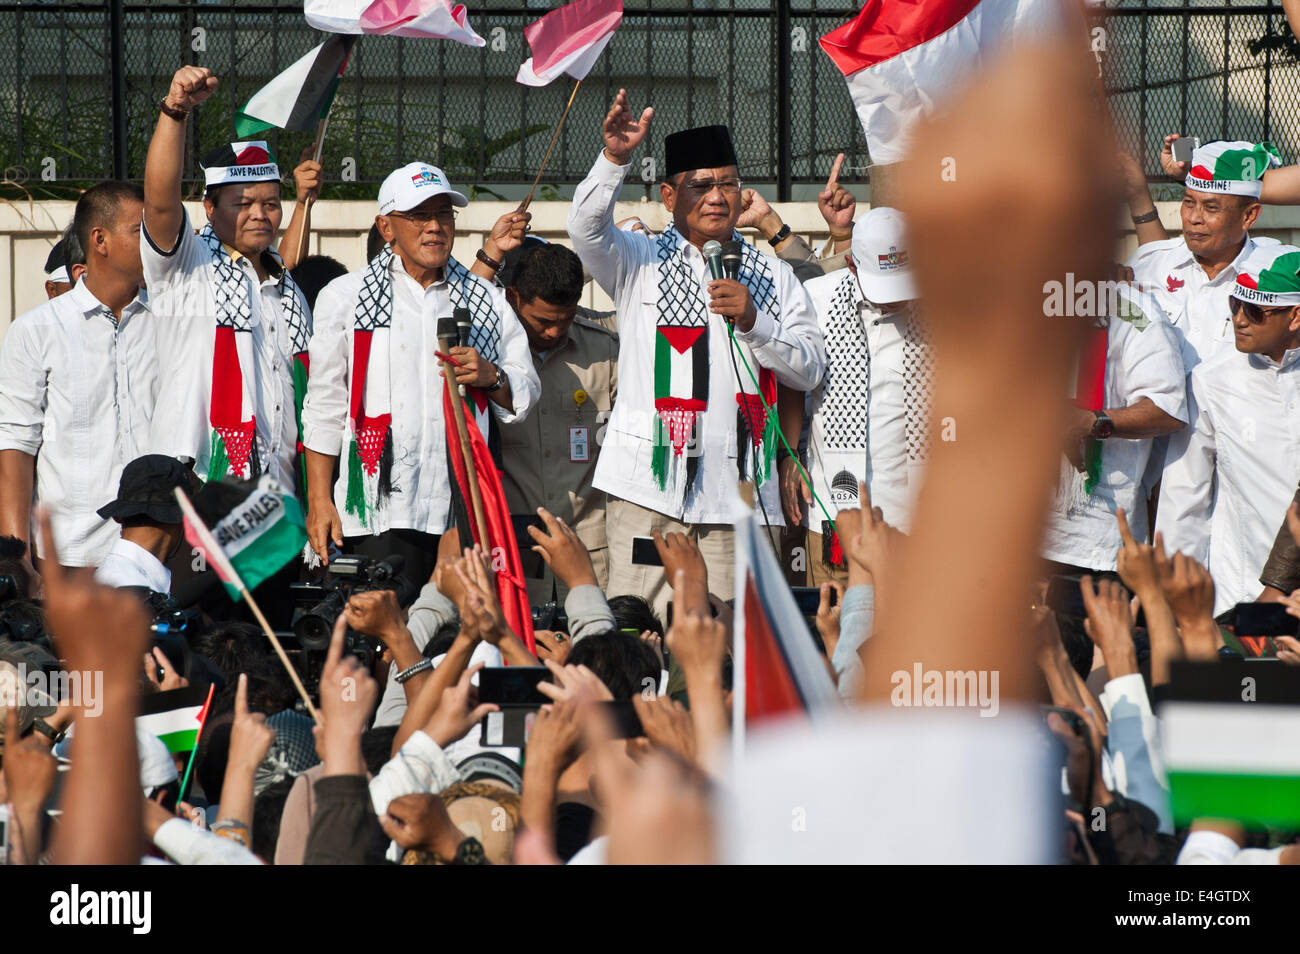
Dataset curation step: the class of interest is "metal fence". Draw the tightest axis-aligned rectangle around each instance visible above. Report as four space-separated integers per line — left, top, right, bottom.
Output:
2 0 1300 200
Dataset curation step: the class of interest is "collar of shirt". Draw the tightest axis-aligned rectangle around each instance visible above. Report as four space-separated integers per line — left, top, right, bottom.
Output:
224 242 287 287
1171 233 1255 284
1248 345 1300 372
94 538 172 594
67 276 148 324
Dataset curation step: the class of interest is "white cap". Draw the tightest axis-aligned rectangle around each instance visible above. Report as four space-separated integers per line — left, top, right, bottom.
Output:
378 162 469 215
138 727 179 792
851 207 917 304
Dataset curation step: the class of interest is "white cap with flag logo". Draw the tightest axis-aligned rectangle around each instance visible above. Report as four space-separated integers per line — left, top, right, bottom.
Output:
851 207 917 304
378 162 469 215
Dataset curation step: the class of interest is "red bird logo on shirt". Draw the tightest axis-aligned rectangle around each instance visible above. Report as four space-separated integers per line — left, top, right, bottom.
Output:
1166 275 1185 293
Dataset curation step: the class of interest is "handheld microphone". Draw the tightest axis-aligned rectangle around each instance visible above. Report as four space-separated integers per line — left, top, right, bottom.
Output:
454 307 472 349
703 240 725 281
721 240 742 281
436 316 458 352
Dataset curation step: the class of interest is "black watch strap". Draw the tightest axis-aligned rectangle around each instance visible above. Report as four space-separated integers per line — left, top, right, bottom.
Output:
767 224 792 248
32 718 66 745
1131 208 1159 225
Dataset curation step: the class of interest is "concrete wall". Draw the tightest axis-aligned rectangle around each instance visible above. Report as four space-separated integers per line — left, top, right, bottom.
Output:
6 199 1300 338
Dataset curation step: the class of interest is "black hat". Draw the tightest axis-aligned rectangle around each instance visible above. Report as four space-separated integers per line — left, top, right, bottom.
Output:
664 125 739 179
44 239 66 276
97 455 202 525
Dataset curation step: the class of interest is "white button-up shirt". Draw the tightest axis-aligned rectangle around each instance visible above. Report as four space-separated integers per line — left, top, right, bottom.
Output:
0 279 156 566
802 269 919 532
1156 345 1300 615
1128 235 1275 373
141 210 309 488
1042 293 1188 570
566 151 825 525
301 255 539 538
95 537 172 593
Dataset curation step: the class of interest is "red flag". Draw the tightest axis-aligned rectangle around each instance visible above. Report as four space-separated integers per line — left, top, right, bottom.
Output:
516 0 623 87
442 384 536 655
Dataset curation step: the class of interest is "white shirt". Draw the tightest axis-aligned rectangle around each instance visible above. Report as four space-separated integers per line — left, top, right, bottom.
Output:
1156 345 1300 615
141 210 310 488
301 255 539 538
1042 292 1187 570
1128 235 1275 374
803 268 920 532
95 537 172 593
0 279 156 566
567 151 826 524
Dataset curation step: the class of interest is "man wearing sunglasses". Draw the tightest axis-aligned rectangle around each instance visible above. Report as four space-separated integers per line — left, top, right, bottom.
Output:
300 162 539 581
566 90 825 616
1157 244 1300 615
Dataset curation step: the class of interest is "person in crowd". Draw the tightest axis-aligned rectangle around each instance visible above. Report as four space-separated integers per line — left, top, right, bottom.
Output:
94 454 202 594
566 95 825 615
141 65 312 487
300 162 538 582
0 181 155 576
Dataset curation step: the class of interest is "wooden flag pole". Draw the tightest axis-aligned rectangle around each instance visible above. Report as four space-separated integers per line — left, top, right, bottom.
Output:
295 110 331 265
517 78 582 213
240 583 321 724
439 359 491 548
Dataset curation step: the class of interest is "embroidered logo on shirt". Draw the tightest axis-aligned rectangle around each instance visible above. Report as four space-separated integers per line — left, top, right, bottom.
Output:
1166 275 1185 293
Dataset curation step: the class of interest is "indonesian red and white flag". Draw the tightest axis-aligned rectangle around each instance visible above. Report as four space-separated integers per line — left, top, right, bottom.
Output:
516 0 623 87
305 0 485 47
818 0 1060 164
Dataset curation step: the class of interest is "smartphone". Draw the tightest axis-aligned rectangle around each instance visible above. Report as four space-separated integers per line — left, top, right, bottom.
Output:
1172 136 1199 165
604 700 645 739
512 515 546 580
477 666 551 706
791 586 834 616
480 708 536 748
1232 602 1297 638
1046 575 1088 618
631 536 663 567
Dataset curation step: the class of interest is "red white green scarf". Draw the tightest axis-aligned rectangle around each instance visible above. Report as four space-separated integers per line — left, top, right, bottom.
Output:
651 225 779 502
345 245 501 528
198 225 310 483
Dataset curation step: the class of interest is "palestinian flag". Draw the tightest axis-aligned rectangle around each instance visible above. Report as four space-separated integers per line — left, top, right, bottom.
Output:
177 476 307 600
1162 661 1300 827
305 0 486 46
652 325 708 493
819 0 1059 164
1232 244 1300 307
1186 140 1281 197
731 499 837 745
138 684 213 754
234 35 356 138
516 0 623 87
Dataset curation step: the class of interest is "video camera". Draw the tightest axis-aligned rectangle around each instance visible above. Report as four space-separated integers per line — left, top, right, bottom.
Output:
290 553 416 655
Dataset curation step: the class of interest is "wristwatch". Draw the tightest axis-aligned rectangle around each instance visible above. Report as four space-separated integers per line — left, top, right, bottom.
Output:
31 717 67 746
767 224 792 248
488 367 508 393
1130 208 1159 225
1089 410 1114 440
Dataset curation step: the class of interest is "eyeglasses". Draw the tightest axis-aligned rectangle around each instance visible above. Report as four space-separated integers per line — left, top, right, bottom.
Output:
1231 297 1291 324
389 207 458 225
679 177 742 197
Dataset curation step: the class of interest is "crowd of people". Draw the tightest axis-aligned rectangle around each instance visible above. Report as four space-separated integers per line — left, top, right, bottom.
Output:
2 17 1300 867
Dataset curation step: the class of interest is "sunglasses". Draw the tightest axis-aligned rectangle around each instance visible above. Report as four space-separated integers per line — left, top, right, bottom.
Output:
1230 297 1292 324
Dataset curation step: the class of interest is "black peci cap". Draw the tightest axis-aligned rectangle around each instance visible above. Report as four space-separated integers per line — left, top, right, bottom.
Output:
97 455 202 525
664 124 739 179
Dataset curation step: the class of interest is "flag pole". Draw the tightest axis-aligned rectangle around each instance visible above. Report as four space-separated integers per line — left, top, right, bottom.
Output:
439 359 491 549
517 78 581 213
295 109 331 265
177 684 215 802
239 584 321 724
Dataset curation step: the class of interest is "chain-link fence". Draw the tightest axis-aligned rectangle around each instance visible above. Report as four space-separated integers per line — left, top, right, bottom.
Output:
2 0 1298 200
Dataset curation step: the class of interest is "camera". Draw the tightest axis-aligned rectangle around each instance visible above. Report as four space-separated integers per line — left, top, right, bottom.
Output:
290 554 416 653
531 600 568 633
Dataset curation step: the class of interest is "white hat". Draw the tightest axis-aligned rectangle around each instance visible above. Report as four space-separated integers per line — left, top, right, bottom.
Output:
378 162 469 216
138 727 179 792
851 207 917 304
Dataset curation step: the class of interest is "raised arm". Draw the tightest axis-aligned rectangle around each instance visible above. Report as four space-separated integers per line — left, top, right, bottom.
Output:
143 66 218 251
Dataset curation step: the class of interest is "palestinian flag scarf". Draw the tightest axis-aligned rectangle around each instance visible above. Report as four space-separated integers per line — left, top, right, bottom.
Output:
198 225 310 483
345 245 502 528
651 225 779 503
1056 318 1111 516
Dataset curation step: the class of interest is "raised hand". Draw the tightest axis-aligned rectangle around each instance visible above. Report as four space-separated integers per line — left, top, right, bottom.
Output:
527 507 598 589
143 645 189 693
736 188 776 231
343 589 407 643
601 88 654 165
1160 133 1190 179
379 793 464 857
536 658 614 705
484 210 532 260
317 615 379 776
293 147 323 204
164 65 219 114
817 153 856 237
815 580 844 660
422 662 498 748
1080 574 1138 678
1114 508 1161 597
653 529 710 617
631 694 697 767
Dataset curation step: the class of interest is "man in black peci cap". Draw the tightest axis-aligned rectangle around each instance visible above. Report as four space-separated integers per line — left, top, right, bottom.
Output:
94 455 202 595
565 91 825 616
